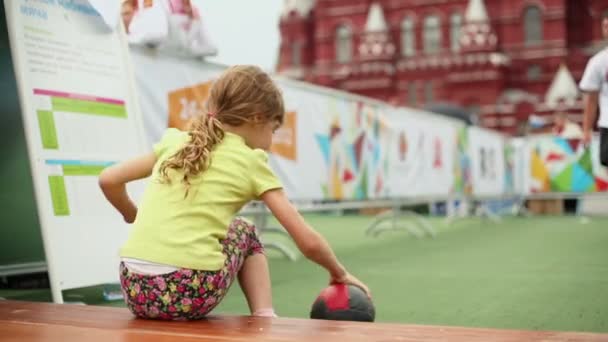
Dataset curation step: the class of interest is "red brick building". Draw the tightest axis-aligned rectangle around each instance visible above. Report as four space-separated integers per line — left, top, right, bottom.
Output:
277 0 608 135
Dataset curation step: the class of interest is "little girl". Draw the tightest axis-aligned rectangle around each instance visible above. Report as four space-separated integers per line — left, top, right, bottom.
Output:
99 65 370 320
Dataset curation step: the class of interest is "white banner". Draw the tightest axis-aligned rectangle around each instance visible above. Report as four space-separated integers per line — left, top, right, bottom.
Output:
509 138 528 196
384 108 460 198
130 52 501 202
468 127 506 197
131 47 224 146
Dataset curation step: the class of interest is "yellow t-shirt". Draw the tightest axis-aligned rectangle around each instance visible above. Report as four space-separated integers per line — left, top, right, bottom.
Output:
119 128 282 271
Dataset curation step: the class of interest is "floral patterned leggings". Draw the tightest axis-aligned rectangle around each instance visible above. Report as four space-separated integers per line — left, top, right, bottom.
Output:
119 217 264 320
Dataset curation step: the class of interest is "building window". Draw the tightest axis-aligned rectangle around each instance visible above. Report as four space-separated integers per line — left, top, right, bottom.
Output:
291 41 301 67
424 81 434 104
401 17 415 56
408 82 417 106
423 15 441 54
524 6 543 45
450 13 462 52
467 104 480 117
336 25 352 63
527 65 542 80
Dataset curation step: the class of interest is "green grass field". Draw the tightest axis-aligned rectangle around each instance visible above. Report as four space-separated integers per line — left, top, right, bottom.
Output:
2 214 607 333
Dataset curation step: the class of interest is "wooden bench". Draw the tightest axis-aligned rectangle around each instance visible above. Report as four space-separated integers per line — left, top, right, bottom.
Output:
1 300 606 341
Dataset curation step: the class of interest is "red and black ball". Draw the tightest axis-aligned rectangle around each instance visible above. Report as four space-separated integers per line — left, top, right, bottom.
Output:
310 284 375 322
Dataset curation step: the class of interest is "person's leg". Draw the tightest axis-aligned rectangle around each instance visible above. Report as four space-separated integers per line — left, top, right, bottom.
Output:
238 253 274 316
600 128 608 167
119 217 277 319
564 198 576 214
158 217 275 319
227 217 275 317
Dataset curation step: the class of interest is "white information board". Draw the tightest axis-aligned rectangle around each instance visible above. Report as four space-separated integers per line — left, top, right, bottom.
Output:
5 0 147 303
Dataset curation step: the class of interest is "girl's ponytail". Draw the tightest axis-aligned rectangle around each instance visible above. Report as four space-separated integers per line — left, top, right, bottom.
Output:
158 113 224 195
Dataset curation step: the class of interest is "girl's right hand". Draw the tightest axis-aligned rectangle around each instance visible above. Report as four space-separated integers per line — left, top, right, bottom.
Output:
330 272 371 299
260 189 371 298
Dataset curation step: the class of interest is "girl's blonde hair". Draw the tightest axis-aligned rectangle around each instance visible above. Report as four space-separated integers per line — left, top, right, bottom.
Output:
158 65 285 191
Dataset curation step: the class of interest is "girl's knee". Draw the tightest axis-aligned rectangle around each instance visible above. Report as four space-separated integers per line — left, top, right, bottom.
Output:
227 217 264 257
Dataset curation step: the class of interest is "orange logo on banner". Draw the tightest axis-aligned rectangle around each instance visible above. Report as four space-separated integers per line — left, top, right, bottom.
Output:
167 82 213 130
271 111 297 161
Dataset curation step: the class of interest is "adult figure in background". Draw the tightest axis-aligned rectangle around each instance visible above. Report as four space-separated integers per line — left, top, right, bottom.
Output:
552 112 583 139
580 15 608 167
164 0 218 57
552 112 583 214
123 0 217 57
121 0 136 33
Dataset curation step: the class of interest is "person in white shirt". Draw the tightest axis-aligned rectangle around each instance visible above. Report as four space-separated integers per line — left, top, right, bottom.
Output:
579 16 608 167
163 0 218 57
125 0 217 57
121 0 136 33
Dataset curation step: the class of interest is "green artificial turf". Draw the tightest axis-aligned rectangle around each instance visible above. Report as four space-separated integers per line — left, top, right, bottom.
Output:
2 215 607 333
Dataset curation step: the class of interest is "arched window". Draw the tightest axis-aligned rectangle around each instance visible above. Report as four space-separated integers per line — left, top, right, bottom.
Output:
291 41 301 67
401 17 415 56
450 13 462 52
527 65 542 80
524 6 543 45
424 81 434 104
336 25 352 63
423 15 441 54
408 82 417 105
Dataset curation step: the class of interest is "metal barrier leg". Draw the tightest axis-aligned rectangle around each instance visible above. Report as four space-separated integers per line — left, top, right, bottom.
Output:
365 209 421 237
364 209 395 234
476 203 502 223
574 198 593 224
261 242 298 261
445 197 474 227
514 197 532 217
401 209 437 237
365 206 436 238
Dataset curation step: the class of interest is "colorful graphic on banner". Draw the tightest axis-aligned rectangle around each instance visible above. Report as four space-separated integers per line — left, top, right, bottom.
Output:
166 81 298 161
167 81 213 130
398 131 408 161
315 101 390 200
504 143 515 193
529 136 608 193
271 111 297 161
384 113 457 198
385 119 425 198
453 127 472 195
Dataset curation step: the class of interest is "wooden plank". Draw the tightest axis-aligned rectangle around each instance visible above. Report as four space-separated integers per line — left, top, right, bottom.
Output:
0 321 233 342
1 300 607 342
